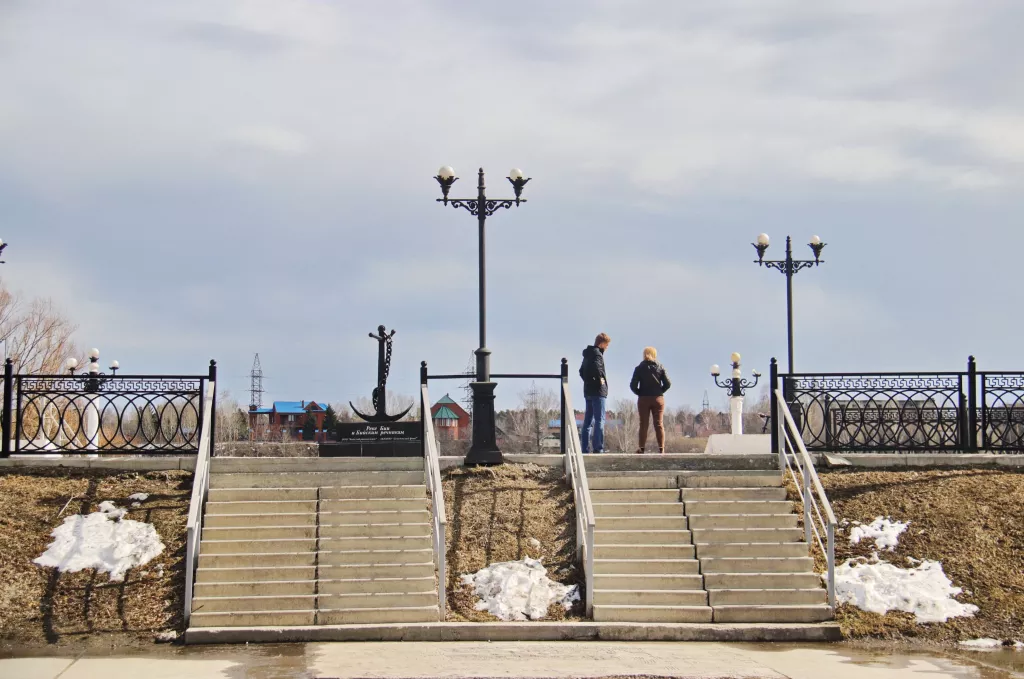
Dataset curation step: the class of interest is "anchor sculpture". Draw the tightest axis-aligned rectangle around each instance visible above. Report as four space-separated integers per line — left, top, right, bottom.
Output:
350 325 414 423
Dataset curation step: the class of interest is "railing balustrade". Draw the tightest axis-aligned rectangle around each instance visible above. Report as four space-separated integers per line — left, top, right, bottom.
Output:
561 381 595 616
421 384 448 620
184 380 215 626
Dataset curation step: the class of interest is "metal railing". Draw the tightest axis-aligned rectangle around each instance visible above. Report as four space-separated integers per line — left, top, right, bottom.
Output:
775 387 836 609
561 381 595 616
183 380 215 626
421 384 448 620
981 372 1024 451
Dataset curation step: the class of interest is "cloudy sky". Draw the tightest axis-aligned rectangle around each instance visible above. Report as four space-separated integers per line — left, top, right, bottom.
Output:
2 0 1022 412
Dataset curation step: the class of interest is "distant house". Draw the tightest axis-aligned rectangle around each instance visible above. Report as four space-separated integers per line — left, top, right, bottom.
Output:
431 394 470 440
249 400 327 442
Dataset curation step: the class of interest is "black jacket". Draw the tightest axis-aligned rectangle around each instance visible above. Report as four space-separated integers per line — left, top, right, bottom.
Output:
579 345 608 398
630 360 672 397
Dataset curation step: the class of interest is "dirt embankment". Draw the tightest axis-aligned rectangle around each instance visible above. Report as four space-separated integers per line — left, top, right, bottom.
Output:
442 463 583 621
817 468 1024 645
0 467 191 651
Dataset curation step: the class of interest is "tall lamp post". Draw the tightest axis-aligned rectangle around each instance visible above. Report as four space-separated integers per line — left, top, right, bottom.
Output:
434 166 530 465
752 234 826 374
67 348 119 451
0 238 8 263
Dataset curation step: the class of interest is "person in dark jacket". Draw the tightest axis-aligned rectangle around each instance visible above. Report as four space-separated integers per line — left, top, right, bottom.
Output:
579 332 611 453
630 346 672 454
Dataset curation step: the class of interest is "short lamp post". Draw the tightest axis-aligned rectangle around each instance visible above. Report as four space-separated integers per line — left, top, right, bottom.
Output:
752 234 826 374
66 348 119 451
711 353 760 435
434 166 530 465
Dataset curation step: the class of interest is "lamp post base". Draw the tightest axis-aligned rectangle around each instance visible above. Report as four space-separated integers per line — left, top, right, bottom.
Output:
466 381 502 466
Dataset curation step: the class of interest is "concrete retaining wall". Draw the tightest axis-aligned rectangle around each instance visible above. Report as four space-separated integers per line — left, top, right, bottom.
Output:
0 456 196 471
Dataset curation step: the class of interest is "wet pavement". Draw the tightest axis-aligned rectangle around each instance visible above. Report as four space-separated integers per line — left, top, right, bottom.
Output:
1 641 1021 678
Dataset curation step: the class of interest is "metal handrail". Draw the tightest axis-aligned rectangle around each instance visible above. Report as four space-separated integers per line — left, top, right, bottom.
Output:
184 380 215 626
561 382 595 616
774 388 837 609
421 385 448 620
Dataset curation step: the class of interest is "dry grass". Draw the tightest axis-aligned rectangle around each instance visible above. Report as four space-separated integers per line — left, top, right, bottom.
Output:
442 463 583 621
807 468 1024 644
0 466 191 650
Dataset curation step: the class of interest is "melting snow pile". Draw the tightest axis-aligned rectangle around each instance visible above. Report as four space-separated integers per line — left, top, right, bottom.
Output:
461 557 579 621
34 501 164 582
849 516 909 551
128 493 149 502
834 555 978 623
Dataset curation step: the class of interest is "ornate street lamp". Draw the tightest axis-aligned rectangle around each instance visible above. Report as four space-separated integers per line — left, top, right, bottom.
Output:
752 234 826 373
711 352 760 435
66 348 120 450
434 166 530 465
0 238 8 264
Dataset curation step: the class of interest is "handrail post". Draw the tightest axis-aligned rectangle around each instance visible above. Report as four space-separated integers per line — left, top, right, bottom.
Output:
769 358 779 455
967 355 978 451
208 360 217 447
560 358 568 455
1 359 12 458
421 362 428 450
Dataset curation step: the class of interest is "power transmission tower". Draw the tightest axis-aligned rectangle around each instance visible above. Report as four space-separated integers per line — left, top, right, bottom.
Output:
461 352 475 416
250 353 264 410
702 390 710 413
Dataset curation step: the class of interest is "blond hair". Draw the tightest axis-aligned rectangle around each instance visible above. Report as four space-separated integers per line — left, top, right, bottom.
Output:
595 332 611 346
643 346 657 361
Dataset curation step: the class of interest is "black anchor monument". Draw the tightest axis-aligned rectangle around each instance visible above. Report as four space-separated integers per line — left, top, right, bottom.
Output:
320 325 423 458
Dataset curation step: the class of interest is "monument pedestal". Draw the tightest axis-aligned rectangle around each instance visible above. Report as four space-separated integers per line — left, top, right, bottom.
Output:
466 381 502 466
321 422 422 457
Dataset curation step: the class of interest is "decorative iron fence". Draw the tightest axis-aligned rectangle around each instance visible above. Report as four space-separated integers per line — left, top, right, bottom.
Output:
1 359 217 456
771 357 1024 453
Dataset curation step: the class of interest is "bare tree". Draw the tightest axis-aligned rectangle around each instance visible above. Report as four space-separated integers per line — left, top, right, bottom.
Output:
505 383 558 452
0 280 79 374
608 397 640 453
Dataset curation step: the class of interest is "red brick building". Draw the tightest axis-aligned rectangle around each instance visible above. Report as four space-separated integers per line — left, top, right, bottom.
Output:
431 394 470 440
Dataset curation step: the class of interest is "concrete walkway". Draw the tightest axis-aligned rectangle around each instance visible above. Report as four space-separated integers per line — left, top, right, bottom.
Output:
2 641 1018 678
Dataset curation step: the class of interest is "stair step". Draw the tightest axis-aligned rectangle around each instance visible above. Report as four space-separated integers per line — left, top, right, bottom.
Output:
207 488 318 502
319 485 427 500
319 549 435 566
592 503 684 517
189 610 315 627
209 458 423 474
206 500 316 515
209 470 422 489
590 489 680 503
319 535 431 551
678 472 783 488
684 501 793 515
588 476 678 490
594 516 689 530
203 513 316 528
695 543 808 558
320 523 432 539
317 563 434 579
594 559 701 575
320 510 431 525
200 538 316 555
593 589 708 606
681 487 787 501
708 589 827 606
592 574 704 590
704 572 823 589
199 552 314 569
713 604 833 623
317 606 438 625
191 595 314 613
594 544 695 560
320 498 429 512
691 528 803 543
202 526 315 541
194 580 314 597
592 605 713 623
687 514 798 530
700 557 815 574
594 529 692 545
317 576 436 595
196 566 315 583
318 591 436 609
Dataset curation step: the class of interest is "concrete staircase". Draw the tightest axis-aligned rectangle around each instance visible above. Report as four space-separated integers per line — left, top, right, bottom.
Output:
587 467 830 624
189 458 439 628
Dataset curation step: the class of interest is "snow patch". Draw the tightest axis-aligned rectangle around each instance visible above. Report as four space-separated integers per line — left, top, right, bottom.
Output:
34 504 164 582
834 555 977 624
461 558 579 621
527 538 541 549
849 516 909 551
128 493 149 502
959 638 1004 650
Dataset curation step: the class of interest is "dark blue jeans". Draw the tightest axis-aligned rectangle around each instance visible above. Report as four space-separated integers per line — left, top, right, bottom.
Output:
582 396 606 453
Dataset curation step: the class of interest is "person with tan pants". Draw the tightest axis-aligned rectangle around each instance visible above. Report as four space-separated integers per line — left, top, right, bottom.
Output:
629 346 672 454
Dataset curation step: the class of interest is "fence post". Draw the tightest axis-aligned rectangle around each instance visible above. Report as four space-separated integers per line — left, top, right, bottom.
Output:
208 360 217 447
560 358 568 455
420 361 428 447
1 359 12 458
769 358 779 456
967 355 978 451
